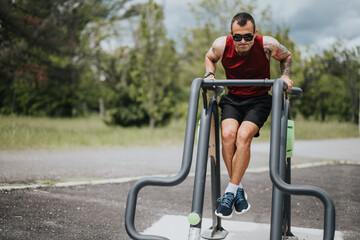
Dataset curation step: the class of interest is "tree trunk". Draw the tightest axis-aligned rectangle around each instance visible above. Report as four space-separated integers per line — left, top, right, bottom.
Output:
99 97 104 119
149 115 155 131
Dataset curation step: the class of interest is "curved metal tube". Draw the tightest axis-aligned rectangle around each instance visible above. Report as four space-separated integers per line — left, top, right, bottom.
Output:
288 87 303 96
269 79 335 240
124 78 203 240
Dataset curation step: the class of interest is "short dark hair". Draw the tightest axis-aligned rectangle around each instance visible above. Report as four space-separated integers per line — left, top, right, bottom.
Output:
231 12 256 33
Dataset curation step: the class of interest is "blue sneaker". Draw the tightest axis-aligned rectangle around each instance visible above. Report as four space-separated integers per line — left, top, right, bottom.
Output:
235 188 250 214
215 192 235 218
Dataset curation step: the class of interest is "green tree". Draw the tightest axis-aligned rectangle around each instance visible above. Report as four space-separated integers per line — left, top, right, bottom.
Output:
299 43 359 123
0 0 143 117
105 47 150 127
341 46 360 123
0 0 109 116
128 0 180 129
79 0 144 93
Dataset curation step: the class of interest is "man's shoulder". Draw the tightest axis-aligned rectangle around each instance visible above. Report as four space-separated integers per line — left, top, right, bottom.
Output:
212 36 228 57
262 36 279 48
213 36 228 47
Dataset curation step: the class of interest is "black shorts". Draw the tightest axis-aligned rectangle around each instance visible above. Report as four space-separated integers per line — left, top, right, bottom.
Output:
219 92 272 137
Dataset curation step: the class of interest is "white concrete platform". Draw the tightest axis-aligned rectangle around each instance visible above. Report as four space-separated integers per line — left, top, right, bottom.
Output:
143 215 344 240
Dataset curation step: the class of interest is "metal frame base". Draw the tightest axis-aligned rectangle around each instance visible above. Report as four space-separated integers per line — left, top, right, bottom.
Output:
282 236 298 240
201 227 228 240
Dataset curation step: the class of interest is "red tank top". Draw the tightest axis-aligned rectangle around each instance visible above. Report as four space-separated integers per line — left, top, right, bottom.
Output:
221 35 270 97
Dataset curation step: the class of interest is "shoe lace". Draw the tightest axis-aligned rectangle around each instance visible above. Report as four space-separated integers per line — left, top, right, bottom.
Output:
236 188 245 203
217 193 234 208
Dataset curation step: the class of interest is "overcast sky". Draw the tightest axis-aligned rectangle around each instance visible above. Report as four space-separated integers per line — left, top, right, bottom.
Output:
159 0 360 55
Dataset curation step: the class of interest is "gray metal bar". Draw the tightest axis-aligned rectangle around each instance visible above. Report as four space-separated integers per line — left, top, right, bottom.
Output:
201 99 228 240
125 78 204 240
269 79 335 240
270 98 289 239
288 87 303 96
284 100 294 237
283 161 293 237
202 79 274 87
202 79 302 96
279 99 290 236
210 101 223 233
190 98 214 230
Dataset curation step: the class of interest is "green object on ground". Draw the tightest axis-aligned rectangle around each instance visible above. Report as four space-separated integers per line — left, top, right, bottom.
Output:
188 212 201 226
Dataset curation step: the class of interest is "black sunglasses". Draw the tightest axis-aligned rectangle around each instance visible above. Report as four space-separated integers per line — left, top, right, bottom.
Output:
232 33 254 42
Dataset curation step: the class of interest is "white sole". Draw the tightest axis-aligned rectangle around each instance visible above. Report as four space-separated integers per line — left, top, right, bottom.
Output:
235 191 250 215
214 210 233 219
235 204 251 215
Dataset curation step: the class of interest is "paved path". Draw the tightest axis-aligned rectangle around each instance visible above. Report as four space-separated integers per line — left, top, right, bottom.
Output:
1 138 359 184
0 138 359 240
253 138 360 163
1 164 359 240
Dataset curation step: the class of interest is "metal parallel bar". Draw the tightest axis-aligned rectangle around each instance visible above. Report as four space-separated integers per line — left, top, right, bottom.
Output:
202 79 274 87
211 101 223 233
202 79 302 96
283 160 293 236
202 99 228 240
269 79 336 240
284 100 294 237
280 100 290 189
270 98 289 238
279 100 290 236
188 98 214 237
124 78 204 240
288 87 303 97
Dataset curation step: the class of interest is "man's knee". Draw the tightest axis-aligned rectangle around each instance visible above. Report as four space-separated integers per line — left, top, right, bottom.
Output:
221 127 237 145
236 128 256 147
221 119 239 145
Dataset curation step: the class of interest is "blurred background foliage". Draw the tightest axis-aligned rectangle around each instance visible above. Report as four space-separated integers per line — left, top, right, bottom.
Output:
0 0 359 130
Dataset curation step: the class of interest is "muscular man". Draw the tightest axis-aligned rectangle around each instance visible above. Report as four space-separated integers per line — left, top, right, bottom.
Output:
204 12 293 218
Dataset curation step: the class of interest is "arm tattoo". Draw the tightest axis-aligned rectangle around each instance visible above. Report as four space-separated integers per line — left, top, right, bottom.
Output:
280 53 292 77
264 48 272 59
263 38 292 76
276 44 289 57
263 42 274 59
277 44 292 77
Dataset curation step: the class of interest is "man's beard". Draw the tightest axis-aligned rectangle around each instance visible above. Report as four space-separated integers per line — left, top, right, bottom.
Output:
236 48 251 56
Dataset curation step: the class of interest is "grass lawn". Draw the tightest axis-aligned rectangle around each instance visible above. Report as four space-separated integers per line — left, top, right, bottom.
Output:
1 114 359 151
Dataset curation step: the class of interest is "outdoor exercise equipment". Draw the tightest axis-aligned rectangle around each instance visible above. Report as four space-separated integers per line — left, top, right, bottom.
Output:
125 78 336 240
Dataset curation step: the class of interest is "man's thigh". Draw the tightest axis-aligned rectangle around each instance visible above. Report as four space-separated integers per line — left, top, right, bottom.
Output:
219 93 271 137
243 94 272 129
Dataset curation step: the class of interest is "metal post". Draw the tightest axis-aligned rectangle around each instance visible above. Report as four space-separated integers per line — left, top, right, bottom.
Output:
270 93 289 239
283 100 297 239
279 100 290 238
188 96 214 239
201 98 228 240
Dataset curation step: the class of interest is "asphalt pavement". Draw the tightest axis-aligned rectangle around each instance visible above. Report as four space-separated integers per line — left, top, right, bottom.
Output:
0 138 359 239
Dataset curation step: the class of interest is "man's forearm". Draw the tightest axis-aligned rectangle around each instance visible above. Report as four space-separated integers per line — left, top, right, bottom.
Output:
280 53 292 77
205 54 217 75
